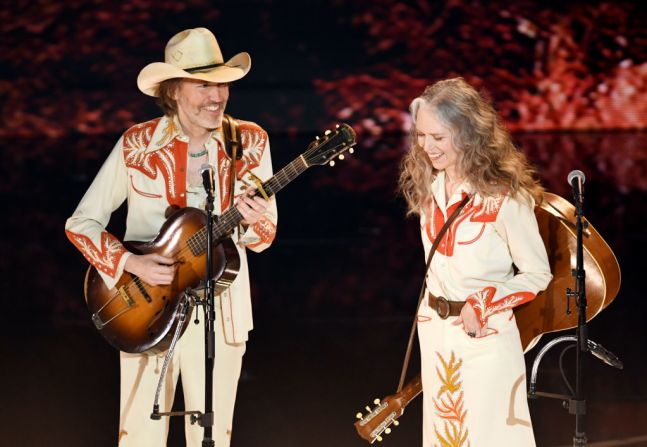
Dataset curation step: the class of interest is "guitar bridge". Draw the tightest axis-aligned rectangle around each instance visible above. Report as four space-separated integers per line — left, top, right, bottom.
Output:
119 286 135 306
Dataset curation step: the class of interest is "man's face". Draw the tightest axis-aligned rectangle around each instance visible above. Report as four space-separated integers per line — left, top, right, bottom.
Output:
174 79 230 136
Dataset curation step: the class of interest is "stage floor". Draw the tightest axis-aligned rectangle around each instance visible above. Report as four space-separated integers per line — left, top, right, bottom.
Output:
1 311 645 446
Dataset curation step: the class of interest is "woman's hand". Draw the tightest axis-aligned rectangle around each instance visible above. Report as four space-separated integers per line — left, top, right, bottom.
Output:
236 189 269 226
452 302 487 338
124 253 176 285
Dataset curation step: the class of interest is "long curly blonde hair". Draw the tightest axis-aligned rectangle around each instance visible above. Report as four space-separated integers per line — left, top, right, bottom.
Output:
399 78 543 216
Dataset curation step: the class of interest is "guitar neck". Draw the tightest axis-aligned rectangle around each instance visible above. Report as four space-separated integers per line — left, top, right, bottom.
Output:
213 155 307 237
397 374 423 407
187 123 356 254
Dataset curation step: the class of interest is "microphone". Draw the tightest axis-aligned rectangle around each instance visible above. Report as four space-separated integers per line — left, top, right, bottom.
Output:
587 339 623 370
567 169 585 204
200 164 215 195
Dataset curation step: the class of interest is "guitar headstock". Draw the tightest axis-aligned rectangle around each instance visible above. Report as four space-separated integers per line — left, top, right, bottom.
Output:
302 123 357 167
354 394 404 444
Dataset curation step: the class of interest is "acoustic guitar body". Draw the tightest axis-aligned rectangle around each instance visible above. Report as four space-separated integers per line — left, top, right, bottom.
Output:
84 207 240 354
515 192 621 351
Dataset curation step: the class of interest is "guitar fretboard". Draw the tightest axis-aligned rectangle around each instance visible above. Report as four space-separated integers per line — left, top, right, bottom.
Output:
187 156 308 255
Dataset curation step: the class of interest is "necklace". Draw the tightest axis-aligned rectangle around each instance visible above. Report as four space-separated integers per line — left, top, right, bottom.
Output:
188 148 208 158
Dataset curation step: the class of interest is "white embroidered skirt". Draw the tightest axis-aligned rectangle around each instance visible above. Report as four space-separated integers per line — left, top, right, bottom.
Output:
417 305 535 446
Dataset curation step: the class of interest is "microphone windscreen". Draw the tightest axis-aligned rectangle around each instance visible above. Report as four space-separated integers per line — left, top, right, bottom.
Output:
567 169 585 186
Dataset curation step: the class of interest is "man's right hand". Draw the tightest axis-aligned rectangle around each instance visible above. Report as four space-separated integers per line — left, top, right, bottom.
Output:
124 253 177 285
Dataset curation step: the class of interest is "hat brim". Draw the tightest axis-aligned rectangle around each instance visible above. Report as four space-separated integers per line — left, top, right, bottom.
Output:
137 52 251 97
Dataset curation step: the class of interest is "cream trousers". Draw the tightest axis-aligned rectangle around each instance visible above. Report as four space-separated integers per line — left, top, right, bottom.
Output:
118 298 246 447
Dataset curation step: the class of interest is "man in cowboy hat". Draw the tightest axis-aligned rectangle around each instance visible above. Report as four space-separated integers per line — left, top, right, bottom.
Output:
65 27 277 446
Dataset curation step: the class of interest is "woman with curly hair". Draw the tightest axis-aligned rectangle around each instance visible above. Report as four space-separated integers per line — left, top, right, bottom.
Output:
399 78 552 445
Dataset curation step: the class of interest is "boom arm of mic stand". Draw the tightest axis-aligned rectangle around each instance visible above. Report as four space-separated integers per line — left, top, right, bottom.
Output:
529 335 623 398
529 335 577 398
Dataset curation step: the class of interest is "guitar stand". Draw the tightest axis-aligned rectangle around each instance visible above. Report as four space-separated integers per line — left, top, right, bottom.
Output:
528 334 623 446
150 289 209 426
149 289 220 446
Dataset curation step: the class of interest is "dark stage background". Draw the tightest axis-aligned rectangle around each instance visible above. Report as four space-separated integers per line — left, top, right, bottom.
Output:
1 1 646 446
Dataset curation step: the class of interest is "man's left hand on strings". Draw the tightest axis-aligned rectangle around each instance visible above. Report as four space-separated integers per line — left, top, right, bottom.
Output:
236 188 269 226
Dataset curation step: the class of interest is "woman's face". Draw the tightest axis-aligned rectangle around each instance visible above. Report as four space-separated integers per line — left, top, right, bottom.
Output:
415 106 461 179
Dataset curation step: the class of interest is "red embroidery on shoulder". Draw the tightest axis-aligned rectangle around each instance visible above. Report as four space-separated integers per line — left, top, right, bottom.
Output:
246 216 276 248
466 286 535 326
468 194 506 223
425 193 508 255
66 230 126 278
238 122 268 174
122 118 187 207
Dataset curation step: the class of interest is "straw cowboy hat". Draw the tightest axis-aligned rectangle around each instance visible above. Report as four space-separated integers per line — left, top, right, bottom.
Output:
137 27 251 97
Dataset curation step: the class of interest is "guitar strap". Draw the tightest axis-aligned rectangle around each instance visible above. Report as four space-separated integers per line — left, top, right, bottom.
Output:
222 113 243 209
397 194 471 392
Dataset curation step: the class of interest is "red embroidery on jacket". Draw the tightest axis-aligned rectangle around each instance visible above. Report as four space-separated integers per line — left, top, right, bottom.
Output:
217 122 268 211
425 194 506 256
122 118 187 207
129 175 163 198
457 222 486 245
246 216 277 248
66 230 126 278
466 286 535 326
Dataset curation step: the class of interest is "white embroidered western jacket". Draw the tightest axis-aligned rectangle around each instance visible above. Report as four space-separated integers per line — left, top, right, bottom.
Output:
65 115 277 343
422 172 552 327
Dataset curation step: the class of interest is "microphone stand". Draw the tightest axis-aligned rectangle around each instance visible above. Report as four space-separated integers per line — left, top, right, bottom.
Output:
570 182 588 447
201 171 217 447
528 182 593 446
149 167 217 447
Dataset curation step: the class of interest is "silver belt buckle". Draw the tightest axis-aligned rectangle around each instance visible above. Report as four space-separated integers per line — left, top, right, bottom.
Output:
435 295 451 319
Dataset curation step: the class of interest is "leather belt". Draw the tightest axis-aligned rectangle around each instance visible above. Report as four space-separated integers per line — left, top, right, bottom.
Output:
428 293 465 319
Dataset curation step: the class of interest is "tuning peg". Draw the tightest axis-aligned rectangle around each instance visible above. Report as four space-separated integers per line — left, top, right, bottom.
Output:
393 420 400 426
385 428 392 435
365 406 372 412
329 160 335 167
324 129 331 136
376 435 383 442
355 412 363 420
336 124 340 128
373 398 380 405
349 148 355 154
316 136 320 141
338 154 345 160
